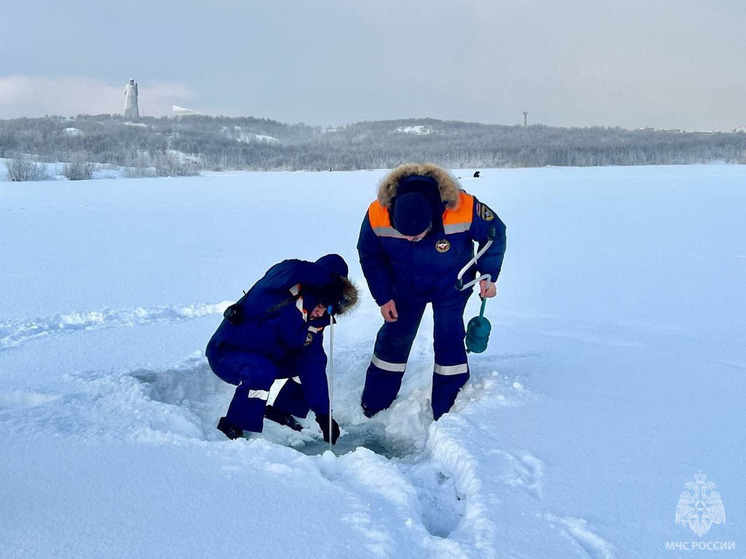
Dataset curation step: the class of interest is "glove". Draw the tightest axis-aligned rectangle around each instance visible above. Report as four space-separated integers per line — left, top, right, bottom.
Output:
315 414 340 445
223 303 244 325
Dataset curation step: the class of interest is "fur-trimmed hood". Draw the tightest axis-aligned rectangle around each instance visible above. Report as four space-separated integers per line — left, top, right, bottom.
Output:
301 275 359 317
337 276 359 315
377 163 462 210
312 253 359 316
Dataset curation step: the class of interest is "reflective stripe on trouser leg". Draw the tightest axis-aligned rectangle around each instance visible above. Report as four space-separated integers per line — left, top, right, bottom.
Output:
431 293 471 420
361 298 427 415
271 377 311 419
225 356 277 433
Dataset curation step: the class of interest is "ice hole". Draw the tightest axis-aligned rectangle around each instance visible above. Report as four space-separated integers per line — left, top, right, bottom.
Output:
291 421 419 459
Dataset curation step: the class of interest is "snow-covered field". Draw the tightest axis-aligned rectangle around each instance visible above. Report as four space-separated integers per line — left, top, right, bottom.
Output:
1 165 744 558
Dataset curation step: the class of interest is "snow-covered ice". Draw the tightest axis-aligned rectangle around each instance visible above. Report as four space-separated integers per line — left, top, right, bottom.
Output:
1 165 744 558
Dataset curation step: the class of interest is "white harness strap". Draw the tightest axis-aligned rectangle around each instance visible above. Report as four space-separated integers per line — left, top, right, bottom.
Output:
288 284 308 321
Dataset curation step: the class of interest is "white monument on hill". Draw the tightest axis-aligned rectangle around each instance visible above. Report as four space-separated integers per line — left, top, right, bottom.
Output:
124 78 139 120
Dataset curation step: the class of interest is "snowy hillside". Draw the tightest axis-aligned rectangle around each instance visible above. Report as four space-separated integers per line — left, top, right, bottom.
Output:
1 166 744 558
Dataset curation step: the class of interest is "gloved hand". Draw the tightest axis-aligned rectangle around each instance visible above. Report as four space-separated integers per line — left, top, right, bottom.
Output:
315 414 340 445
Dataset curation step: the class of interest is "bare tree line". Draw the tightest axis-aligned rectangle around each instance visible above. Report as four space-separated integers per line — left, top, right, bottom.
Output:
2 114 745 181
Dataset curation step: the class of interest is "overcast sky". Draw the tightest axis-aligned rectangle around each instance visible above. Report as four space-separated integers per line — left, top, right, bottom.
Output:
2 0 745 131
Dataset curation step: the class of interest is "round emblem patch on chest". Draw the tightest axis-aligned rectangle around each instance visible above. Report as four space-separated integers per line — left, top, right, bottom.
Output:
435 239 451 253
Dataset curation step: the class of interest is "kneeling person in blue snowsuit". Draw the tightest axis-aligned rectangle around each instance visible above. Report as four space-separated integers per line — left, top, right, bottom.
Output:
206 254 358 442
357 164 506 420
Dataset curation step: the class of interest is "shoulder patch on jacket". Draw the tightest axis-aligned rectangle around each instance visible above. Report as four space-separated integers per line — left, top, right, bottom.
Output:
475 202 495 222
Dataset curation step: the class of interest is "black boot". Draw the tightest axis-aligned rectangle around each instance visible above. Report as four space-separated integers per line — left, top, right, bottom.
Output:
217 416 244 440
361 402 378 418
264 405 303 432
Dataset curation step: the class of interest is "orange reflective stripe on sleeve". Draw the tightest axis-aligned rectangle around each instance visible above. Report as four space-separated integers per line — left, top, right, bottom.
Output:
442 192 473 234
369 193 474 237
368 201 406 238
368 201 390 227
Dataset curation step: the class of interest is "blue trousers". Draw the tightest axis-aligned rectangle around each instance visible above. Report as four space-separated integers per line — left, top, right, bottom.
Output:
361 293 471 420
206 345 312 433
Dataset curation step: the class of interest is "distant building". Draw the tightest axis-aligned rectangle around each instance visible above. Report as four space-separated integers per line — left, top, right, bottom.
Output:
124 79 139 120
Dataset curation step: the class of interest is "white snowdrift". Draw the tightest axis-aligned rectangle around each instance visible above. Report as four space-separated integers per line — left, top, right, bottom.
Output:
1 165 744 558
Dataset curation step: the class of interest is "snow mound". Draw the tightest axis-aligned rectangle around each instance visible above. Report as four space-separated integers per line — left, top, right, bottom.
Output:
0 302 230 351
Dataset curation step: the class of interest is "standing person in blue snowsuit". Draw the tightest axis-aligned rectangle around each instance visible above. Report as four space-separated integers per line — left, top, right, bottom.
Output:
206 254 358 442
357 163 506 420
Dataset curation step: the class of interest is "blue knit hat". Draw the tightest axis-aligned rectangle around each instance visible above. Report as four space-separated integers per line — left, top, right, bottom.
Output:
315 253 348 278
393 192 432 236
